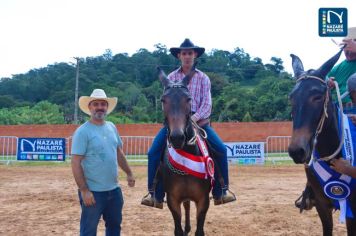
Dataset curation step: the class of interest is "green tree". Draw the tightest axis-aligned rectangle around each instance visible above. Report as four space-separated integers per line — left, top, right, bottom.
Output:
242 112 252 122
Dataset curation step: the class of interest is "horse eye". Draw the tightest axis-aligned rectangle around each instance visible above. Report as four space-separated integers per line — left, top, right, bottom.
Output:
161 98 165 103
312 95 323 102
187 97 192 102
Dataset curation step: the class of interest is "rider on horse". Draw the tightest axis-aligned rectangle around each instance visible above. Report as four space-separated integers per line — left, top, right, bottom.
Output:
141 38 236 208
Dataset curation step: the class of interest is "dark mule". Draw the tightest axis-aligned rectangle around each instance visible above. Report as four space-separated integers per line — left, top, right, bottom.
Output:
156 64 212 236
288 50 356 236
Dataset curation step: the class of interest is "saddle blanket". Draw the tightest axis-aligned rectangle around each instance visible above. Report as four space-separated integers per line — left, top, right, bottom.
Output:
167 135 214 180
311 112 356 223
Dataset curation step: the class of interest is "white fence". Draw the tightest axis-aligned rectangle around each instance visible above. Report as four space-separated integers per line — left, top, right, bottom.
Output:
1 135 292 164
65 136 154 162
265 136 292 163
0 136 18 163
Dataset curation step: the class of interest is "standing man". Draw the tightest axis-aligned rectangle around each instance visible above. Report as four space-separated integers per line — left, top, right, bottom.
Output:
296 27 356 211
141 39 236 209
71 89 135 236
328 27 356 103
344 72 356 119
330 73 356 181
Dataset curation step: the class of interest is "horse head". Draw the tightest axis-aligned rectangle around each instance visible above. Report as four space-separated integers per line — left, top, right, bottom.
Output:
157 63 197 149
288 49 343 164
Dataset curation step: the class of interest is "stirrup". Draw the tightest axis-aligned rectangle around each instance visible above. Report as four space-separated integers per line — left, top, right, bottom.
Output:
295 188 315 213
214 189 236 205
141 193 163 209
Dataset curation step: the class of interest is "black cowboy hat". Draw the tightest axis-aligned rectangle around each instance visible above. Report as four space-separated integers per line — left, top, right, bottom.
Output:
169 38 205 58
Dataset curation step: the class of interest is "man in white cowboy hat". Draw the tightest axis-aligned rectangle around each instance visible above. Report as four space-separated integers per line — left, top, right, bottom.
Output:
71 88 135 236
344 73 356 120
328 27 356 103
141 38 236 209
330 73 356 182
296 27 356 211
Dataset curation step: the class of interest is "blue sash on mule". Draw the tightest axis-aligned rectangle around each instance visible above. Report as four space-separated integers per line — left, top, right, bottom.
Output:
311 111 356 223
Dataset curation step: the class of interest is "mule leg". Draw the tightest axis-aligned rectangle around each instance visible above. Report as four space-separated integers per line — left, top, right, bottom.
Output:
346 218 356 236
346 190 356 236
167 195 184 236
195 195 210 236
182 201 191 235
314 202 333 236
305 168 333 236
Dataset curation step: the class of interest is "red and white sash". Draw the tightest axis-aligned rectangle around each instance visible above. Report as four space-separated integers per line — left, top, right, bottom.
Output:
167 135 214 179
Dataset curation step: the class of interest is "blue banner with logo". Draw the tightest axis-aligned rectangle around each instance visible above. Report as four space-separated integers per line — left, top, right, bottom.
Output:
225 142 265 165
319 8 348 37
17 138 66 161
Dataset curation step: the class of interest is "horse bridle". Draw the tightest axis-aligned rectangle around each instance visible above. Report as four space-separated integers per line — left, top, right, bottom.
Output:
295 75 344 164
163 84 200 147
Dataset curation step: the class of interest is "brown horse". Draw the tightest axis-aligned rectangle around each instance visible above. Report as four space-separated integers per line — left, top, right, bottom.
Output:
157 64 212 236
288 50 356 236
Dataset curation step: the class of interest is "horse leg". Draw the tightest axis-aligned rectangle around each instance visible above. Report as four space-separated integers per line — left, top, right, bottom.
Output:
195 195 210 236
183 201 191 235
167 195 184 236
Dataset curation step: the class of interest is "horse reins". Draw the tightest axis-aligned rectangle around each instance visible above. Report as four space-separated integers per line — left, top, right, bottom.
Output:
295 75 345 164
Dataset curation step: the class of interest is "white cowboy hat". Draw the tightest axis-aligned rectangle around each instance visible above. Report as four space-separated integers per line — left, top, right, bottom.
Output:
344 27 356 40
79 89 117 116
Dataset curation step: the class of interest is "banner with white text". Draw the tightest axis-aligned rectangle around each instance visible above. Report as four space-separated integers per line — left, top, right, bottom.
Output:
17 138 66 161
225 142 264 165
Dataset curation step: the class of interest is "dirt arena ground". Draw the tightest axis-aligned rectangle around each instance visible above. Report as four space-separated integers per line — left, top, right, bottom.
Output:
0 164 349 236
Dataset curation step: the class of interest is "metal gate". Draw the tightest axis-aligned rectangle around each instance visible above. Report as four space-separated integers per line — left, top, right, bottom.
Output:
66 136 154 162
0 136 18 163
265 136 292 163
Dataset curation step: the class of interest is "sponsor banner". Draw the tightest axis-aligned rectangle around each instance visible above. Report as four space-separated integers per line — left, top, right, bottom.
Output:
17 138 66 161
225 142 264 165
319 8 348 37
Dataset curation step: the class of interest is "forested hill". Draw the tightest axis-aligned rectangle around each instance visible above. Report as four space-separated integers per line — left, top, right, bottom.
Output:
0 44 294 124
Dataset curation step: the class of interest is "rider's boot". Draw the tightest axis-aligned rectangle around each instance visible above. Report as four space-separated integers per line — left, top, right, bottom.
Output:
214 189 237 205
141 192 163 209
295 185 315 212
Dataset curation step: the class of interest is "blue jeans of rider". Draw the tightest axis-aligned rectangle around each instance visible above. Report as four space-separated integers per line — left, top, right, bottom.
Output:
78 187 124 236
147 124 229 201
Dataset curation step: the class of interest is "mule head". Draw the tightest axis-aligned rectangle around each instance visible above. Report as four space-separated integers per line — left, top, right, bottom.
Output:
288 49 343 163
157 63 196 149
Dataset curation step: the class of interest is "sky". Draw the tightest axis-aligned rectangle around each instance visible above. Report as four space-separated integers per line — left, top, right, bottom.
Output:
0 0 355 78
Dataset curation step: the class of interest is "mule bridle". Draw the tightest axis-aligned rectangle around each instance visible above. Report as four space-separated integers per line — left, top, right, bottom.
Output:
295 75 345 164
163 84 207 147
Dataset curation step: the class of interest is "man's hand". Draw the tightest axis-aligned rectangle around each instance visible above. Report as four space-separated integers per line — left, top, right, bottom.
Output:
330 158 351 175
80 189 96 206
327 77 336 89
127 174 135 187
191 115 198 123
331 158 356 178
343 39 356 53
348 114 356 125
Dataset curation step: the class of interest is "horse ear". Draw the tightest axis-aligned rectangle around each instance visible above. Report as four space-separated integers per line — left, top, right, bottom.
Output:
182 61 198 86
157 66 170 88
290 54 304 79
314 49 343 79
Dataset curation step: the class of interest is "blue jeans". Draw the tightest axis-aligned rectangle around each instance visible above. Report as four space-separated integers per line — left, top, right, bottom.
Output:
78 187 124 236
147 125 229 201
